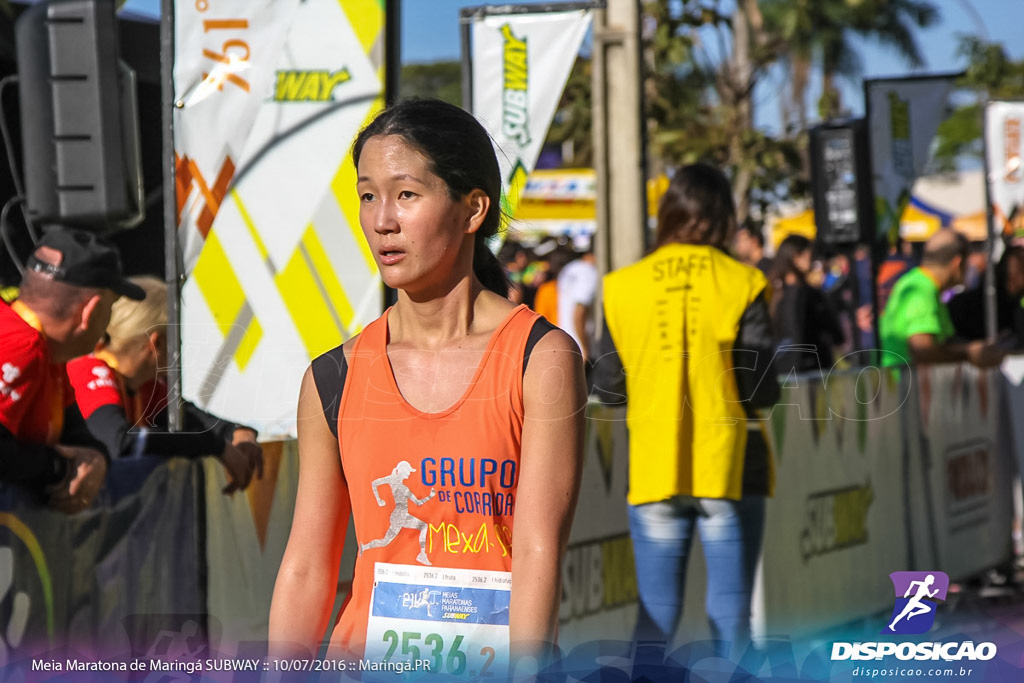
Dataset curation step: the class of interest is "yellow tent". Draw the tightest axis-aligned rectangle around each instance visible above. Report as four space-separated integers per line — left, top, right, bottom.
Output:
767 200 982 248
769 209 816 249
899 202 943 242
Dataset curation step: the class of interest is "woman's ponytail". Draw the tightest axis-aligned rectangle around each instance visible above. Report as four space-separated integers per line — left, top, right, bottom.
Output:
473 234 509 297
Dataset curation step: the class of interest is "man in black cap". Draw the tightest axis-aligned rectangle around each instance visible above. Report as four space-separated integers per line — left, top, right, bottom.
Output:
0 226 145 513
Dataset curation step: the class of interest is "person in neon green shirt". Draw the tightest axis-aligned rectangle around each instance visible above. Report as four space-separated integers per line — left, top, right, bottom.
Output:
879 229 1004 368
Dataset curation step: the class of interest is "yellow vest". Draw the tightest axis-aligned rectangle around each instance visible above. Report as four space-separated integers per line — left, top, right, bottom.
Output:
603 243 768 504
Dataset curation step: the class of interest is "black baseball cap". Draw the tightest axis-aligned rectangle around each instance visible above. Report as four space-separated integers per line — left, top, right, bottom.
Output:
25 227 146 301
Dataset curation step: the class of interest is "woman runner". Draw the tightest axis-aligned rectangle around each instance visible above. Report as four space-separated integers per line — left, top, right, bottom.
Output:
269 99 586 674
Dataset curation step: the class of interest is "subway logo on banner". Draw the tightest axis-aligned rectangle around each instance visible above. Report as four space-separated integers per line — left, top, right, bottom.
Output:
800 481 873 562
500 23 530 147
274 69 351 102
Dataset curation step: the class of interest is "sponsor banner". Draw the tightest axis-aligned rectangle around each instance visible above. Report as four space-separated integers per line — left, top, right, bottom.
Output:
1001 355 1024 481
986 101 1024 239
176 0 386 436
470 10 592 218
173 0 300 271
201 440 333 647
866 77 956 241
0 458 204 660
904 364 1013 579
558 402 636 644
757 368 911 637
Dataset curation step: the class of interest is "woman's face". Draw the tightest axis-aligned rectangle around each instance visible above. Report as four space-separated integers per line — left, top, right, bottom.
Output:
793 248 813 275
356 135 483 294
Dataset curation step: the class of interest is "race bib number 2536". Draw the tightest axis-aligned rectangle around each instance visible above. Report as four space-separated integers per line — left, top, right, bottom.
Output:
364 563 511 679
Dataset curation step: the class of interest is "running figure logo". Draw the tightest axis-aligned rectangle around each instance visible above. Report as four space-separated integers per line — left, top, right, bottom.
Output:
360 461 436 565
402 587 440 617
883 571 949 635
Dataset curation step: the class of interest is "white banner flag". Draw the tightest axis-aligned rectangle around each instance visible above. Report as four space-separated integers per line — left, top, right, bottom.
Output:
986 101 1024 240
174 0 300 272
175 0 386 436
470 9 592 217
866 76 955 240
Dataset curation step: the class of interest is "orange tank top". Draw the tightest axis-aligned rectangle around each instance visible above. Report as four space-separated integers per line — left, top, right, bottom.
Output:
330 304 540 666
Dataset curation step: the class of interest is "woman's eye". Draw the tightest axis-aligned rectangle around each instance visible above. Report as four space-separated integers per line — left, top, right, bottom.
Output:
399 190 415 199
360 192 375 202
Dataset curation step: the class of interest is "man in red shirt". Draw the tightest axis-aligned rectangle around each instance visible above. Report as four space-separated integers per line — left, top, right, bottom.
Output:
0 227 144 513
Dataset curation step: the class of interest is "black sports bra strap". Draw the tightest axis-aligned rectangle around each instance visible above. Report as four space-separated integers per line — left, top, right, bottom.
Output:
523 316 558 377
311 344 348 439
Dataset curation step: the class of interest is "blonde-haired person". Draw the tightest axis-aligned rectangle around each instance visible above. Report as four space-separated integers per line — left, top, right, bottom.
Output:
66 275 261 492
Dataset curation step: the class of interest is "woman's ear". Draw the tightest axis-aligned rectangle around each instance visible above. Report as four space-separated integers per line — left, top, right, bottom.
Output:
463 189 491 235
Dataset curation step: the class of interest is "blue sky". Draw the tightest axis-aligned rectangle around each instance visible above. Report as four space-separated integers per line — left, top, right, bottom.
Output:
123 0 1024 127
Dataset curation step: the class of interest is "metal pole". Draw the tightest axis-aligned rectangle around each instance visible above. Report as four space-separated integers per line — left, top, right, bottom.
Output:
160 0 182 431
592 6 609 275
983 102 998 341
461 1 605 17
385 0 401 106
597 0 645 270
460 11 473 111
383 0 401 310
862 81 883 368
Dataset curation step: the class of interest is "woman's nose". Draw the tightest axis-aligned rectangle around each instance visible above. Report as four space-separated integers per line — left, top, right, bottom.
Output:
373 200 399 234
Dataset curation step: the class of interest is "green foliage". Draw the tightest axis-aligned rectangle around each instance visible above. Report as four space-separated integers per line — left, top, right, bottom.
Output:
399 61 461 106
958 35 1024 97
932 36 1024 171
545 57 593 166
639 0 941 217
761 0 938 121
642 0 806 218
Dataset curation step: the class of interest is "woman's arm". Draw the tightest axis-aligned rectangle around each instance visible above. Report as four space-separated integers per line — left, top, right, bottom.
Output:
512 328 586 658
268 366 351 658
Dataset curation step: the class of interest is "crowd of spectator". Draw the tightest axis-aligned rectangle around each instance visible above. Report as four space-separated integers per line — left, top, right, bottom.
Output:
501 225 1023 385
0 227 262 514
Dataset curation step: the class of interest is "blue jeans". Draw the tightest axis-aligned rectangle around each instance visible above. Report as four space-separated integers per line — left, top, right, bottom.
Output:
628 496 765 653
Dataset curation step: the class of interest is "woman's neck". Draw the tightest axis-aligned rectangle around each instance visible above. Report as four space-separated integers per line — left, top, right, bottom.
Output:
390 276 490 348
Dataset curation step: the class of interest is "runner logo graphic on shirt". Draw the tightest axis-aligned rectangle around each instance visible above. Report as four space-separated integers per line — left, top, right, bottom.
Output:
0 363 21 402
361 461 437 565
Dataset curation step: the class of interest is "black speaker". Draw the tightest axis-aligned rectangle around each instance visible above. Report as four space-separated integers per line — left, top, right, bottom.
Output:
15 0 143 232
809 118 874 246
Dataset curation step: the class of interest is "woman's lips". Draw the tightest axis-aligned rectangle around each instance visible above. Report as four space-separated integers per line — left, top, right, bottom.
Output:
379 249 405 266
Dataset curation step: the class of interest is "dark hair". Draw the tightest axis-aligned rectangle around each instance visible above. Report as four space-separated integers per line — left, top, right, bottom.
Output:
655 164 736 249
769 234 813 287
352 98 509 296
739 224 765 248
997 245 1024 286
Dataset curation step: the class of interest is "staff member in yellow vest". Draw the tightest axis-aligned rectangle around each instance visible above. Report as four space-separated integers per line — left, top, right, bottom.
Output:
592 164 779 656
